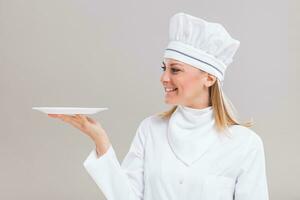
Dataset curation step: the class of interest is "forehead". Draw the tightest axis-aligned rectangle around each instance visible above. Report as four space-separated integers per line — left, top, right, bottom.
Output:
163 58 187 66
163 58 191 69
163 58 202 72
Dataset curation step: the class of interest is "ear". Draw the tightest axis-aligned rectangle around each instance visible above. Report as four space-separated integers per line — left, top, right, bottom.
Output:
204 73 217 87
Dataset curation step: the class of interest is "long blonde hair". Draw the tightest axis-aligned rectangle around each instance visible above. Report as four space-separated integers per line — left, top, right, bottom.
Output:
157 80 253 133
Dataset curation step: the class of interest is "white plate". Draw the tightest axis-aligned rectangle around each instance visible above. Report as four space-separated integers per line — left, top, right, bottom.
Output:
32 107 108 115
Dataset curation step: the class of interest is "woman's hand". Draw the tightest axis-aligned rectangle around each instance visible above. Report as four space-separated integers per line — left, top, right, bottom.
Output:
48 114 111 156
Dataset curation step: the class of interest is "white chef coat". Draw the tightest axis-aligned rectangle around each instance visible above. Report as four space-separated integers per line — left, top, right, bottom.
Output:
83 105 269 200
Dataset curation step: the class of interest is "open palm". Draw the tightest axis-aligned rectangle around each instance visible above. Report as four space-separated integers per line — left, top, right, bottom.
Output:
48 114 105 141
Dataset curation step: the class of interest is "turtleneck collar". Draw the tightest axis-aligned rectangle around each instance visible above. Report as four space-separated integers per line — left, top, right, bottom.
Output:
167 105 219 166
176 105 214 130
179 104 212 113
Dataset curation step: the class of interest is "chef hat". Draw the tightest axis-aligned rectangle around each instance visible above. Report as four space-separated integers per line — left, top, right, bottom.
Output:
164 12 240 82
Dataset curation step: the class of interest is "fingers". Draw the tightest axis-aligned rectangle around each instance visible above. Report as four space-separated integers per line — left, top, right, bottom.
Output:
48 114 60 118
75 114 89 124
50 114 85 129
86 116 97 124
47 114 98 130
48 114 80 124
74 115 102 130
47 114 104 138
65 118 82 130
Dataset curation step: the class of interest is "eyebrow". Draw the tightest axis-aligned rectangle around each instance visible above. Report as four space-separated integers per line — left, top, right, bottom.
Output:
162 61 183 68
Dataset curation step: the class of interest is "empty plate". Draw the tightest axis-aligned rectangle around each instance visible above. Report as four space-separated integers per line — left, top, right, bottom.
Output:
32 107 108 115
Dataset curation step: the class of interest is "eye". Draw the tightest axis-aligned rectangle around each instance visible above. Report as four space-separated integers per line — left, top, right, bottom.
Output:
171 68 180 73
160 65 180 74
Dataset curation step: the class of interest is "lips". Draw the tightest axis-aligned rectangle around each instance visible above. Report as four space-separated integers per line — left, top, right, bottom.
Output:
165 88 178 92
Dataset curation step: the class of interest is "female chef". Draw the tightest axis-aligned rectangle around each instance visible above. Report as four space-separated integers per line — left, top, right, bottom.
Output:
49 13 269 200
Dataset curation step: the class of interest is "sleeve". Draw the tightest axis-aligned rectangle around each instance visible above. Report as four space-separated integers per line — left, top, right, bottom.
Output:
234 135 269 200
83 117 150 200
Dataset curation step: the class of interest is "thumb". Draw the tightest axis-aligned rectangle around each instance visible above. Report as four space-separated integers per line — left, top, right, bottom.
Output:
86 116 97 124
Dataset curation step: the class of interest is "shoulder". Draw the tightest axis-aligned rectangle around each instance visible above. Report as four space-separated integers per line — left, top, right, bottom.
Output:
136 113 165 131
138 113 167 128
227 125 265 151
136 113 167 137
133 114 166 144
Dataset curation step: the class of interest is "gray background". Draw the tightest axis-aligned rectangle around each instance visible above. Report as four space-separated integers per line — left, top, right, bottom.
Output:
1 0 299 199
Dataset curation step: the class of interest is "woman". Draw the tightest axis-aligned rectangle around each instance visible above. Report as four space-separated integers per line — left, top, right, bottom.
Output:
49 13 269 200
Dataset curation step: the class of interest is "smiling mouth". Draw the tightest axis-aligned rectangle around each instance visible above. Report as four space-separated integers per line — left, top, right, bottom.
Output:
165 88 178 93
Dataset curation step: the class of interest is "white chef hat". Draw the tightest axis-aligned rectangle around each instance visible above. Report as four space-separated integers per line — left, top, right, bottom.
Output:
164 12 240 82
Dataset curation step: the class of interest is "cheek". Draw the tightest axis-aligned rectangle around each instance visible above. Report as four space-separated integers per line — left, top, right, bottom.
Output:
182 79 198 92
181 79 201 94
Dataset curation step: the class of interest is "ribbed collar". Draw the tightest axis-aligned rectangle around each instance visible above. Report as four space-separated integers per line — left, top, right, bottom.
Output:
167 105 219 166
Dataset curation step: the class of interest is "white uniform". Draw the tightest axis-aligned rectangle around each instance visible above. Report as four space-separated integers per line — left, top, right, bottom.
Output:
83 105 269 200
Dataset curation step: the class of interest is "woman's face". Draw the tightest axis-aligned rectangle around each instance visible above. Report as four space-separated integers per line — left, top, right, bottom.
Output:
160 58 215 108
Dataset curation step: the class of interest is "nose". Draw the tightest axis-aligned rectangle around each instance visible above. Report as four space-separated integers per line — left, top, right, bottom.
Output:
160 70 170 84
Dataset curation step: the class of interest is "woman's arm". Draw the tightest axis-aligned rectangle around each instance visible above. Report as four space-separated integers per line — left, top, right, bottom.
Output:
94 133 112 157
234 135 269 200
48 114 147 200
83 119 148 200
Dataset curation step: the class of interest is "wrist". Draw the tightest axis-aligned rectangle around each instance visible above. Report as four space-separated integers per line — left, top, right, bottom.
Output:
93 132 110 147
95 140 111 156
89 128 106 142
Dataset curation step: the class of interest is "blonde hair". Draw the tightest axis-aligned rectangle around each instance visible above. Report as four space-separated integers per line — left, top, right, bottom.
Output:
157 80 253 133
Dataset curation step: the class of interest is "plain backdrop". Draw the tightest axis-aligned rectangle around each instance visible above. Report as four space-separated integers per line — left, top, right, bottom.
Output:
1 0 299 199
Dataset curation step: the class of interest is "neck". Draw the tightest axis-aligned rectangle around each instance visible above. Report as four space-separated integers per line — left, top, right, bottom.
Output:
182 88 210 109
182 98 210 110
183 103 210 110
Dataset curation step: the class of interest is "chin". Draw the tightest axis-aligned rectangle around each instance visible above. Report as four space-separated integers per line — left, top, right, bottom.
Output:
164 98 179 106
